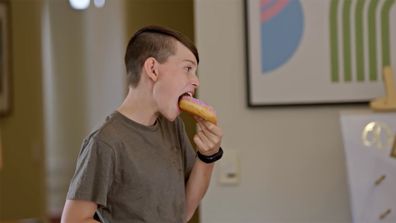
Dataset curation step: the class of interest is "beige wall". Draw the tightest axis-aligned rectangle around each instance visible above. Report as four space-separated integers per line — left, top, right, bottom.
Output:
194 0 367 222
0 0 46 221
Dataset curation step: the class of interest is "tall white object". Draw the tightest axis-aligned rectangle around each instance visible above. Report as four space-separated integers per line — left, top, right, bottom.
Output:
42 0 125 215
340 111 396 223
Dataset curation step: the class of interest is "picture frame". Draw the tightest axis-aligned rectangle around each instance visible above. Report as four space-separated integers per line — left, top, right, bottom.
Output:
0 0 10 115
245 0 396 107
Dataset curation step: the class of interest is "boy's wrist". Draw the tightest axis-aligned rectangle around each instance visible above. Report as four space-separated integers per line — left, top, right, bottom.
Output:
196 147 223 163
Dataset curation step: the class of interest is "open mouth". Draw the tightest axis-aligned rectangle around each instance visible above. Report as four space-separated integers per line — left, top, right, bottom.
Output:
178 92 193 103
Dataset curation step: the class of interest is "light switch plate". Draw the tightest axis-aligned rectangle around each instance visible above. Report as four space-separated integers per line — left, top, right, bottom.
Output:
219 149 240 185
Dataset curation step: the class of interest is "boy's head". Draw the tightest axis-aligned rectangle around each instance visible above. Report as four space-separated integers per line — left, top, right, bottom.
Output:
124 25 199 87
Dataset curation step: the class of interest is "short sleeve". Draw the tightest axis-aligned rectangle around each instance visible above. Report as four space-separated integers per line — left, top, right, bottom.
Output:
176 118 197 181
66 136 115 207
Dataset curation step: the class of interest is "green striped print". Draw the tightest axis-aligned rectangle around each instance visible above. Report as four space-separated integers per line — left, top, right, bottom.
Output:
329 0 395 83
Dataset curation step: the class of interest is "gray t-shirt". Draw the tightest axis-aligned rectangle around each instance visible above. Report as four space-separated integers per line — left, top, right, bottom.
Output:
66 111 196 223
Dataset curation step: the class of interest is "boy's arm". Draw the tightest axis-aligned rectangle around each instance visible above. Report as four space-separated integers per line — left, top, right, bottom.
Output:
185 160 215 221
61 200 99 223
184 118 223 222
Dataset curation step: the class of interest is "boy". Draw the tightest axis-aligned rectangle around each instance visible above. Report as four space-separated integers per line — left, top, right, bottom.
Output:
61 25 223 223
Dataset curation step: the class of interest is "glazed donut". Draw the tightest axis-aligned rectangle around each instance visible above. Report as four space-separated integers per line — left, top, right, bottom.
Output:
179 96 217 124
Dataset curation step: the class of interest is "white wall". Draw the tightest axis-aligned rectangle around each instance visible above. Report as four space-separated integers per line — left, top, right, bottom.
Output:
195 0 365 222
42 0 126 215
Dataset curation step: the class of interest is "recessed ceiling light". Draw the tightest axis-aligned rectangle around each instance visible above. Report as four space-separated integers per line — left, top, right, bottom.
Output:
69 0 90 10
94 0 105 8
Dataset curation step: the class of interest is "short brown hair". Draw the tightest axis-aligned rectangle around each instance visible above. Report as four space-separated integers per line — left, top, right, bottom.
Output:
124 25 199 87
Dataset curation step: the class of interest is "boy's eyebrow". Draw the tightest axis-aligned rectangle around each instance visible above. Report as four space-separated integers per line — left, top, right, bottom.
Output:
183 59 197 66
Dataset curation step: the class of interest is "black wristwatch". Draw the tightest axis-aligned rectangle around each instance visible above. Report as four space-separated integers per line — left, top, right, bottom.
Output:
197 147 223 163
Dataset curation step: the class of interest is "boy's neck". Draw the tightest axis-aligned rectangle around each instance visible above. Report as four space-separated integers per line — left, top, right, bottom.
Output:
117 86 158 126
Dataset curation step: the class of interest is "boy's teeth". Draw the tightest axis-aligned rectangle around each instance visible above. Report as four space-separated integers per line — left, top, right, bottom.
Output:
182 92 192 97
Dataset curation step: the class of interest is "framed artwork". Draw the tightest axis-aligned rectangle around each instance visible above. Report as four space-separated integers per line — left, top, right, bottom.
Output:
0 0 10 115
245 0 396 106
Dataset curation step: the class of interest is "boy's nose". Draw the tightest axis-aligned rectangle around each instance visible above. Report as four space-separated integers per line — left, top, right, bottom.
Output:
191 75 200 88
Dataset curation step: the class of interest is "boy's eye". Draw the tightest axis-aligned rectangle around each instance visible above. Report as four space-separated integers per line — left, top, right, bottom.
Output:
185 66 192 72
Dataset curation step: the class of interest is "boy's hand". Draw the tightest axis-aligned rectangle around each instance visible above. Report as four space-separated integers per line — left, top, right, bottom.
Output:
193 117 223 156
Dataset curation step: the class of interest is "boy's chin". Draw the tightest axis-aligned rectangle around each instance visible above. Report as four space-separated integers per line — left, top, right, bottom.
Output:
160 106 181 122
162 113 178 122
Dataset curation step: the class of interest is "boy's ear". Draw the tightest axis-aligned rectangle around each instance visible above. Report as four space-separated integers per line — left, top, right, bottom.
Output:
143 57 159 82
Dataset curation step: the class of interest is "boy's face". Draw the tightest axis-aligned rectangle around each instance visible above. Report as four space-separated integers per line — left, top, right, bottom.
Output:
153 41 199 121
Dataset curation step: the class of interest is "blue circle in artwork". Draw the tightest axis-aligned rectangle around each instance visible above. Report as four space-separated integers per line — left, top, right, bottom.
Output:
261 0 304 73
